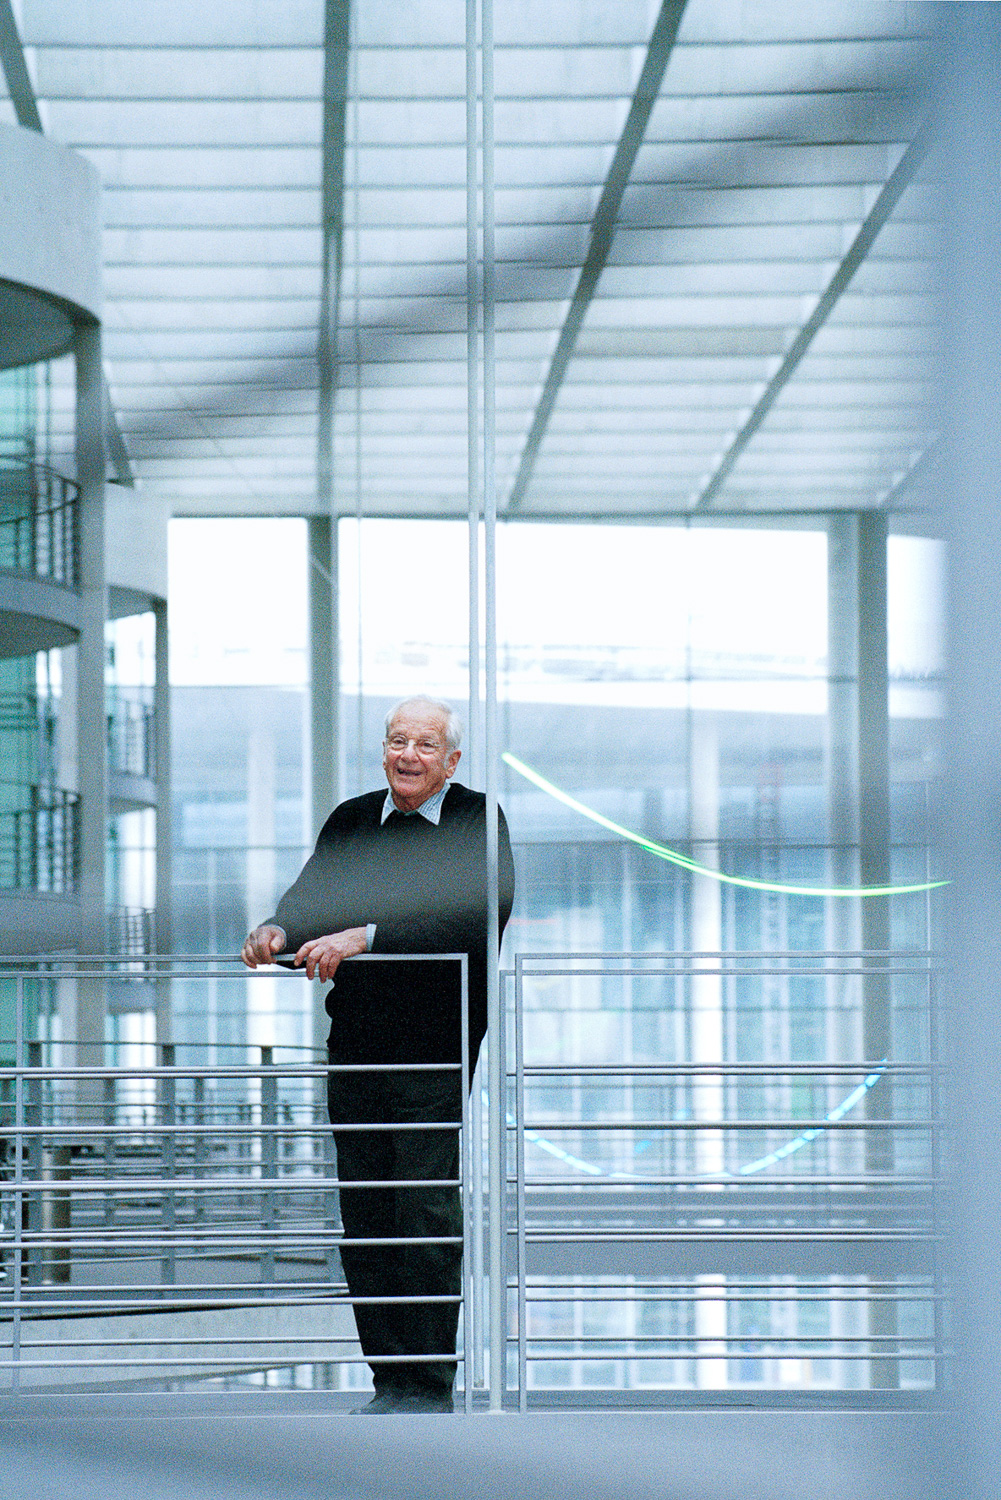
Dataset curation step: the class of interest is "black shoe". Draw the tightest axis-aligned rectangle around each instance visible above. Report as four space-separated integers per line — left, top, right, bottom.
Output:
350 1389 404 1414
392 1388 454 1414
350 1386 453 1415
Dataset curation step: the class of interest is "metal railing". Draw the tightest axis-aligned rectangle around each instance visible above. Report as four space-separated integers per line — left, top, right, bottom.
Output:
106 687 156 781
506 951 945 1410
106 906 157 959
0 784 79 893
0 461 78 587
0 954 472 1404
0 950 946 1409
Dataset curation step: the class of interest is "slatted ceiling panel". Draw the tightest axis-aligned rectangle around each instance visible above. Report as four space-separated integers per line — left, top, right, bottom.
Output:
7 0 934 520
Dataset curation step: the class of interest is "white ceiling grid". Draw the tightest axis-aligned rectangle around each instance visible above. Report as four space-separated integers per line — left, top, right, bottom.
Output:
6 0 934 520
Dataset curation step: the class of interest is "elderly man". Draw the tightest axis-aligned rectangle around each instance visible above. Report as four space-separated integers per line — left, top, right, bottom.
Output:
243 695 514 1413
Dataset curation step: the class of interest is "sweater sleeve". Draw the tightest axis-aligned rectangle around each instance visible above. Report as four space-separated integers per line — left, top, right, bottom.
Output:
265 803 371 955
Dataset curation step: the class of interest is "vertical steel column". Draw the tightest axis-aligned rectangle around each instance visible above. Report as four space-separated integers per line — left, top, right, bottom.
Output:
153 597 172 1045
466 0 481 788
857 511 892 968
350 7 364 795
308 515 339 835
316 0 350 824
308 517 340 1058
74 323 107 1066
940 8 1001 1495
826 513 861 994
466 0 486 1391
857 509 897 1391
481 0 503 1413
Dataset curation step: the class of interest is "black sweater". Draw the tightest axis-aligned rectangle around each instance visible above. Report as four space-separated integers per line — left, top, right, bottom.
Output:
268 782 515 1065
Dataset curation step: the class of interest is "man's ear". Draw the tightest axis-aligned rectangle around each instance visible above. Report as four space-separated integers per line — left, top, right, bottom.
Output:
446 748 461 777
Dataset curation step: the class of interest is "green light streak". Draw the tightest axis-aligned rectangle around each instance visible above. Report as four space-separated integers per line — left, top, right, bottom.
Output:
502 752 948 899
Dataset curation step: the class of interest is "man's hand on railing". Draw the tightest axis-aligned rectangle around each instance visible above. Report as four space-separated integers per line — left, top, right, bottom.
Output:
241 924 287 968
292 927 369 983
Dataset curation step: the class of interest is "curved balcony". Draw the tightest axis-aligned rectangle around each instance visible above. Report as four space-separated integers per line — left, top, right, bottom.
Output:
0 460 78 588
107 685 158 810
107 686 155 781
0 782 78 894
0 461 82 658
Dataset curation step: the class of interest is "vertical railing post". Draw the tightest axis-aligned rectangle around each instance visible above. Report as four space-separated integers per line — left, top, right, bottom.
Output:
515 956 527 1411
160 1042 175 1285
460 955 472 1413
193 1073 206 1227
102 1073 116 1231
260 1045 276 1284
24 1040 42 1289
11 976 24 1391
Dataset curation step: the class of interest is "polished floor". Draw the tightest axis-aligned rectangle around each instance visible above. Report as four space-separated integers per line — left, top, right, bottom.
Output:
0 1392 950 1500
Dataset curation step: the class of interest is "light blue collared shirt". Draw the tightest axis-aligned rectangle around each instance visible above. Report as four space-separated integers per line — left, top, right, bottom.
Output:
380 781 450 826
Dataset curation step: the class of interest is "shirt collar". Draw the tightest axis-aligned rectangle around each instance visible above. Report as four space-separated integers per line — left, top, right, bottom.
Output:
381 782 450 826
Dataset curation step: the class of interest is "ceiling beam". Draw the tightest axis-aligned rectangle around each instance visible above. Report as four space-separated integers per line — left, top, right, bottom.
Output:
504 0 689 513
879 435 939 511
316 0 351 521
0 0 134 487
0 0 42 131
692 120 932 514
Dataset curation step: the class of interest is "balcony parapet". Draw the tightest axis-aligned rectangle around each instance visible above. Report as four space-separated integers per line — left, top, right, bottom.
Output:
0 460 78 589
0 782 78 894
106 686 155 781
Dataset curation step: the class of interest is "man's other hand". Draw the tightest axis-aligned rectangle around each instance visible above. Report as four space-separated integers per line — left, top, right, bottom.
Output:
293 927 369 982
242 924 287 968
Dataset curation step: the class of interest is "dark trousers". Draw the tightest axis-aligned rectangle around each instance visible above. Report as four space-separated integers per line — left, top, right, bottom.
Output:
327 1056 464 1395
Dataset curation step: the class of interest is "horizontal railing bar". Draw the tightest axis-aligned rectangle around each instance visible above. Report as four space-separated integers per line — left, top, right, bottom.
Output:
522 1290 945 1302
0 1287 347 1302
513 1344 942 1356
515 950 936 960
523 1277 939 1287
0 1175 938 1194
0 951 469 972
2 1295 459 1312
518 1063 933 1076
0 1177 458 1192
0 1121 460 1135
0 1233 461 1249
0 1061 935 1078
517 1177 939 1187
519 1119 935 1130
1 949 935 961
520 1230 941 1243
514 1351 944 1364
0 1353 460 1369
0 1062 458 1077
516 967 931 978
10 1336 365 1348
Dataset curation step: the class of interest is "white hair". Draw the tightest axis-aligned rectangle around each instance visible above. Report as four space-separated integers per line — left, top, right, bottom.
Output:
384 695 463 753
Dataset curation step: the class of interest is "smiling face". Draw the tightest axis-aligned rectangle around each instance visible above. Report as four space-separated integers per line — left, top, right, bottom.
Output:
382 703 461 813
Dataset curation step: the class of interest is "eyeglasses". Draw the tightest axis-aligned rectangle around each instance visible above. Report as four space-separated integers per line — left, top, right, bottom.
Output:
385 735 445 755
